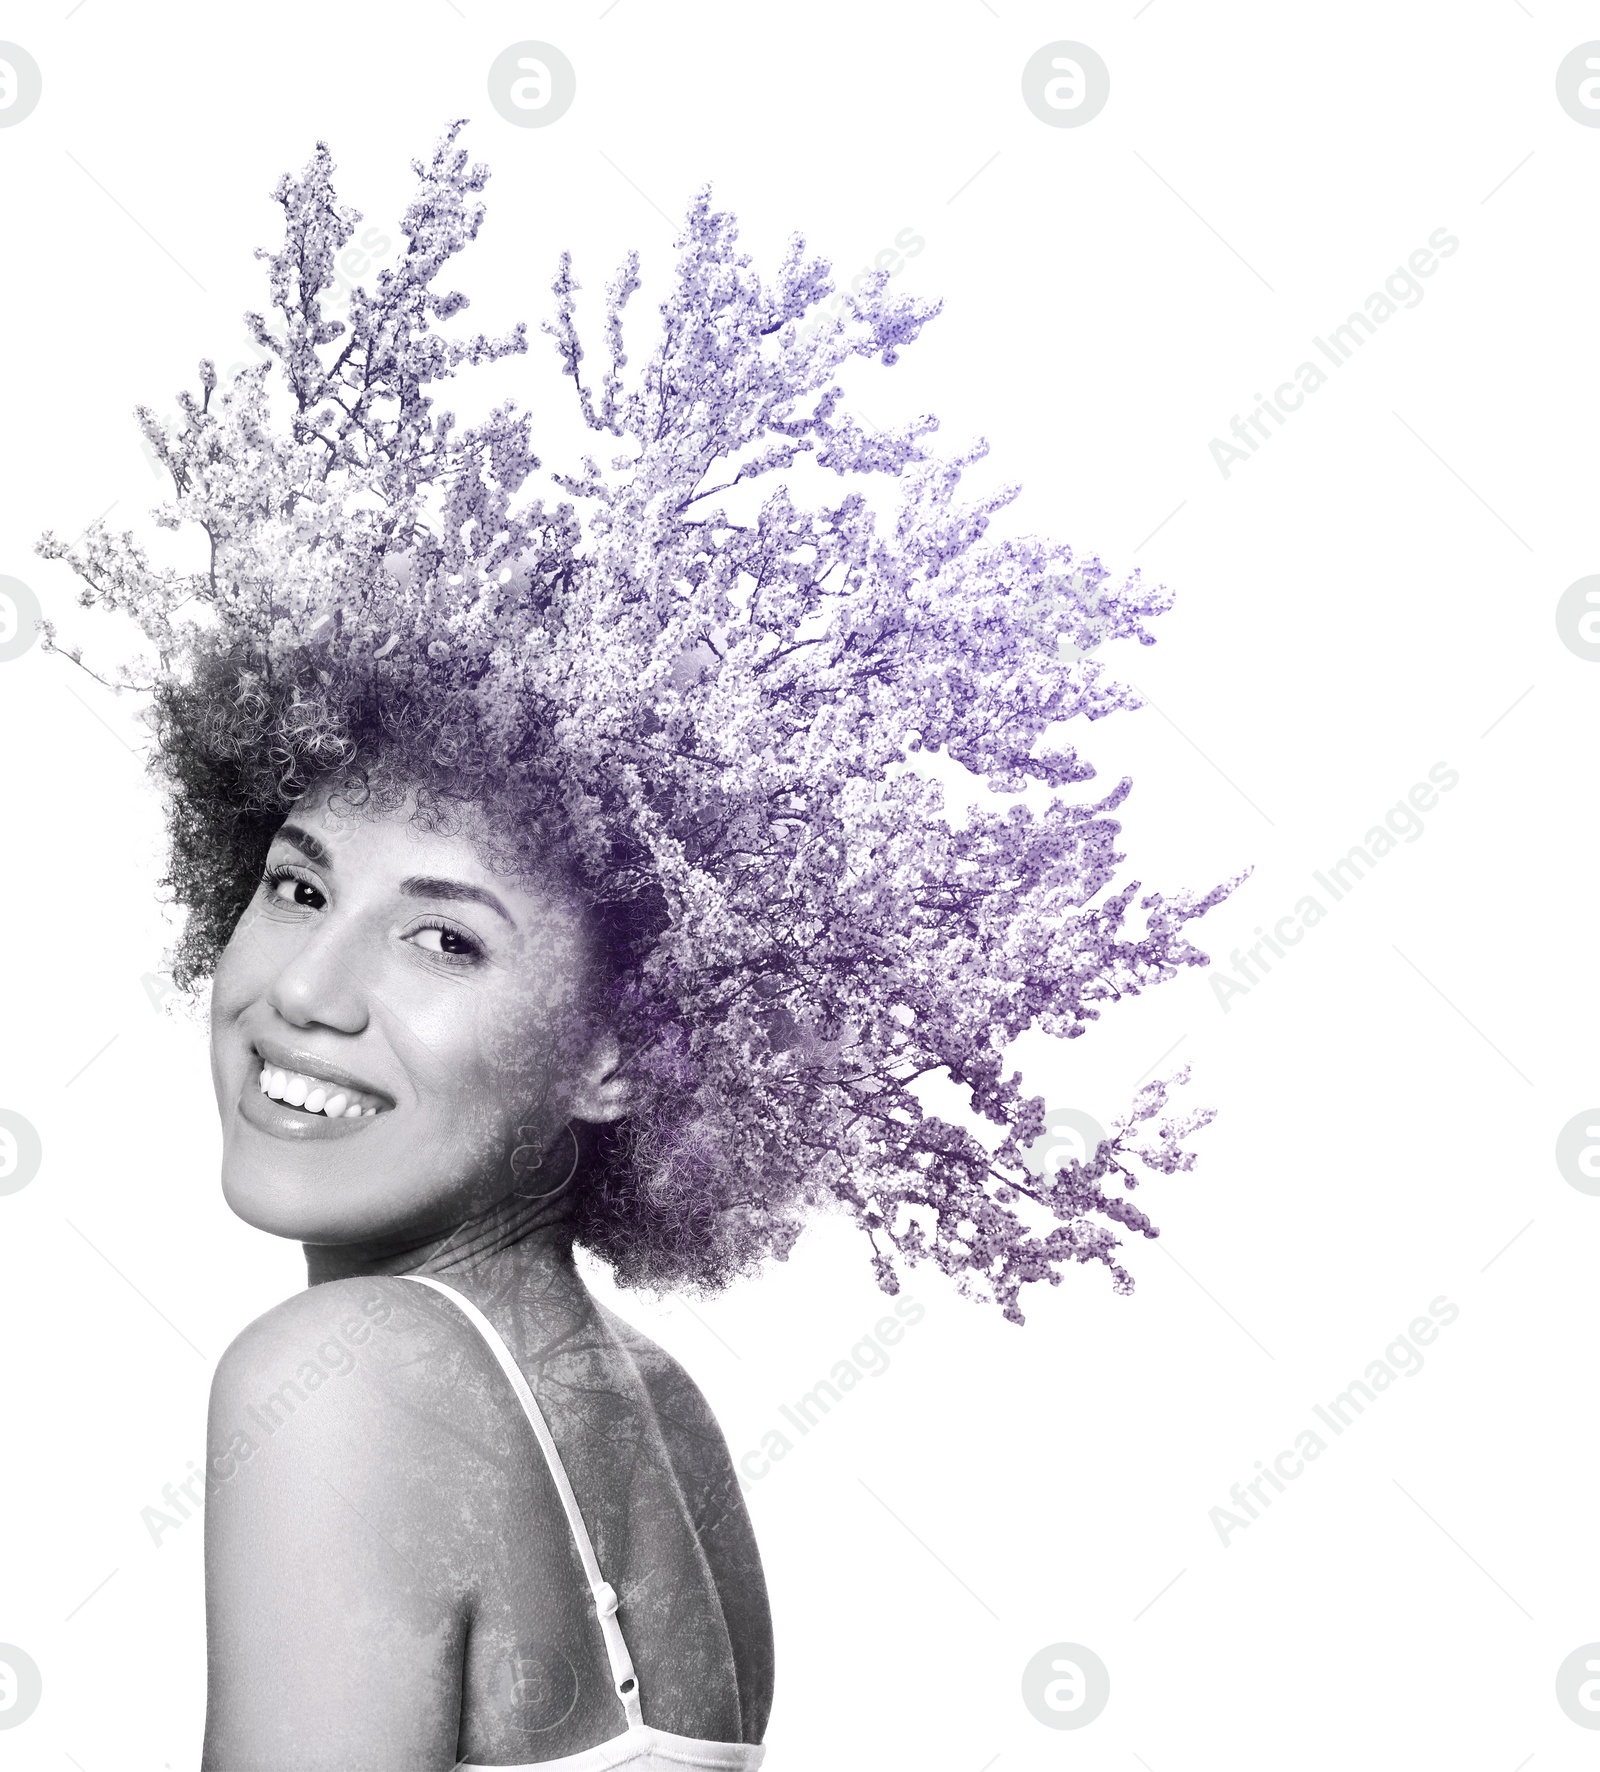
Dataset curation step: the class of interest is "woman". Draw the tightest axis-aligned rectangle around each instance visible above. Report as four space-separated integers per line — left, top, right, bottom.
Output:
39 127 1227 1768
204 784 772 1766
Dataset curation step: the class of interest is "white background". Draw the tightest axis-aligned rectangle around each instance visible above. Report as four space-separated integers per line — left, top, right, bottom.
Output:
1 2 1596 1768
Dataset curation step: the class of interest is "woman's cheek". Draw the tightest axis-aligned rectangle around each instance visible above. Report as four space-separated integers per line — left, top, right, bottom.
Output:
473 980 566 1094
210 914 259 1014
209 925 262 1092
212 898 301 1031
408 1103 510 1192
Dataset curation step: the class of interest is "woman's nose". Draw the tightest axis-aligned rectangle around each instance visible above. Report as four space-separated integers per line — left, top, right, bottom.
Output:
264 920 371 1034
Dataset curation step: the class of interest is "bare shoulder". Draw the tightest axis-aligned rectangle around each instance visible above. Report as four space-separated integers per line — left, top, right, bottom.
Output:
591 1297 734 1453
209 1276 443 1443
202 1278 515 1767
205 1274 533 1527
211 1275 409 1389
592 1298 774 1734
587 1296 761 1549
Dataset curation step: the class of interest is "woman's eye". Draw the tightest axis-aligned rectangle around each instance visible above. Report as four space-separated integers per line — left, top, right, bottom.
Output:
265 870 325 909
407 923 484 962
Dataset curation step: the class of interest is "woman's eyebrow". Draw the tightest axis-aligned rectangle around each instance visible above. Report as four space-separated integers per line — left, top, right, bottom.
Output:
273 823 333 867
399 876 518 930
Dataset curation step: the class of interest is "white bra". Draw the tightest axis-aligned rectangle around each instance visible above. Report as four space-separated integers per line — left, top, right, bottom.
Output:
400 1275 766 1772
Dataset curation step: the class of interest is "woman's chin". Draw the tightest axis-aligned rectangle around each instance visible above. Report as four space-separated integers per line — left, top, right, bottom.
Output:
220 1166 352 1243
219 1160 405 1246
218 1145 494 1252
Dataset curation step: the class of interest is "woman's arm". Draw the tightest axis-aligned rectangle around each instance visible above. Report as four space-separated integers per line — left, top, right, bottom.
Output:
201 1278 471 1772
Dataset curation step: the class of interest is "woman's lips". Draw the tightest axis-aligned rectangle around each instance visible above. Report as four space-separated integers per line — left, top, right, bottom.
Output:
258 1064 383 1119
251 1042 393 1107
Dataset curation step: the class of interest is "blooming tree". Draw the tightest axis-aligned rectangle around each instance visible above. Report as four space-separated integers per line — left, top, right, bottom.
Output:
39 125 1236 1321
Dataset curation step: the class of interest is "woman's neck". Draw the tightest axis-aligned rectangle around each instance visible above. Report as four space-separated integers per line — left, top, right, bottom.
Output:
302 1182 581 1291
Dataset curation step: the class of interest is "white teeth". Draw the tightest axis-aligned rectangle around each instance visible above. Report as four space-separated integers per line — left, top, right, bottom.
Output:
256 1065 382 1119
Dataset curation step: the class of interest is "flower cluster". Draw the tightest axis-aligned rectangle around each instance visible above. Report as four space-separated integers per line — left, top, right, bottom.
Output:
39 125 1236 1321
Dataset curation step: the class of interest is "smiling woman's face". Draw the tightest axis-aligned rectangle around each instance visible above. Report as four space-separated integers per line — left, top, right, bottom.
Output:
209 786 621 1247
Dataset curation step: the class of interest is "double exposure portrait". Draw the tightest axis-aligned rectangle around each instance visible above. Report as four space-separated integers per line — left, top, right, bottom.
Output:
2 14 1579 1770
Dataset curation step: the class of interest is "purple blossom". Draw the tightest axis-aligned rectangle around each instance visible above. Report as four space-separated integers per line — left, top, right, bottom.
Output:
37 125 1239 1322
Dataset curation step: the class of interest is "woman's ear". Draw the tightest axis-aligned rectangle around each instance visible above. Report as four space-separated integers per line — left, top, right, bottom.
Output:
568 1032 630 1124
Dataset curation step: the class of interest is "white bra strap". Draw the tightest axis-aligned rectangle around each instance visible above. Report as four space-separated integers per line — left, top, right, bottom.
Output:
398 1274 645 1731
